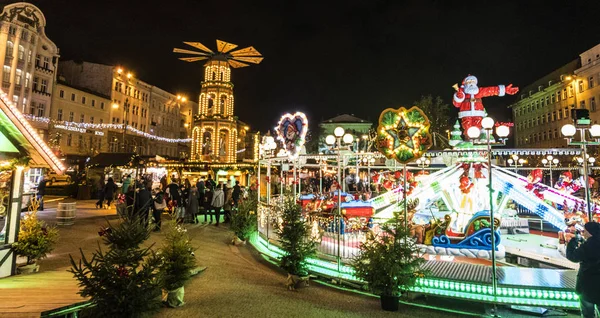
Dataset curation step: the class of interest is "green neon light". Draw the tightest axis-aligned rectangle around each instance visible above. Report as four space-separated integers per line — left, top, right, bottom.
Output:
250 234 579 309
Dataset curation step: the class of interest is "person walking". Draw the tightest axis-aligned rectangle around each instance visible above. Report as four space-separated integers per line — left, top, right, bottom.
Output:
196 177 205 216
152 188 166 231
103 177 117 208
122 174 132 194
95 176 105 209
206 174 216 191
204 188 213 224
135 183 153 227
223 185 233 223
37 175 47 210
187 183 199 224
210 184 225 226
567 222 600 318
160 175 168 192
232 181 241 208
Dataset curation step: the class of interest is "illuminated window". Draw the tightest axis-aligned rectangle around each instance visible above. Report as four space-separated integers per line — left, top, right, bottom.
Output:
30 101 35 115
5 41 13 57
17 45 24 60
43 57 49 69
41 79 48 92
2 65 10 83
80 114 85 123
57 109 63 121
37 103 44 117
27 50 31 63
14 69 21 85
24 73 30 88
35 54 40 67
550 93 555 103
69 111 74 122
579 81 584 92
590 76 595 88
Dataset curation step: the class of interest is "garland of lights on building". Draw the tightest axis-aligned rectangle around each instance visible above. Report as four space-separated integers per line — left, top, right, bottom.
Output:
23 114 191 143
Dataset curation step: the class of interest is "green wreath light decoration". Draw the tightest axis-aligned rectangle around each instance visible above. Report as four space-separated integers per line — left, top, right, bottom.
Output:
375 106 433 164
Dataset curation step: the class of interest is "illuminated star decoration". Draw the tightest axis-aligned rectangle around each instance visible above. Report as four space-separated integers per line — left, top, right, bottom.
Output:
376 106 433 164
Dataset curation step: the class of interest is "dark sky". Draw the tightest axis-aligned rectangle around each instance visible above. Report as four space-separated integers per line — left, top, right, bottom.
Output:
13 0 600 132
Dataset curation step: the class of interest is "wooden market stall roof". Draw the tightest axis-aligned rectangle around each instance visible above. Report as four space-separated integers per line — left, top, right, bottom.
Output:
0 91 64 173
87 152 139 168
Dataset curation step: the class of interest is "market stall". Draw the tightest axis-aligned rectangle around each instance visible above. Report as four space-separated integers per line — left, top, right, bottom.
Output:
0 91 64 278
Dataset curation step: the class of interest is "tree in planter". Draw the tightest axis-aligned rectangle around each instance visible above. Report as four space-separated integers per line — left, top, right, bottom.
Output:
231 190 257 243
352 208 427 311
158 222 197 307
12 205 59 272
69 213 162 317
277 196 316 289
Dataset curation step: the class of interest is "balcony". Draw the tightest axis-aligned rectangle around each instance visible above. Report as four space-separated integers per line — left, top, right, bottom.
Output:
32 88 50 97
34 65 53 74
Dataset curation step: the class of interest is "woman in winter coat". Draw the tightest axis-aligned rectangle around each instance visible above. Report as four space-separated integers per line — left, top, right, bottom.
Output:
186 184 199 224
223 186 233 223
567 222 600 317
103 177 117 208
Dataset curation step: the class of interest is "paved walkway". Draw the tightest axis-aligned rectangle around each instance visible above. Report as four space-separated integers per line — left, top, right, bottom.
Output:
0 198 580 317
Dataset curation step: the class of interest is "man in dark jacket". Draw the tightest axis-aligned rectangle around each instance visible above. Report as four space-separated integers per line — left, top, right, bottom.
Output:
37 176 47 210
232 181 241 208
135 184 153 227
196 177 205 215
567 221 600 317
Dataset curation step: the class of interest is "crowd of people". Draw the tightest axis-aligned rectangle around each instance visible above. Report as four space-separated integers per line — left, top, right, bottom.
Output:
93 173 246 232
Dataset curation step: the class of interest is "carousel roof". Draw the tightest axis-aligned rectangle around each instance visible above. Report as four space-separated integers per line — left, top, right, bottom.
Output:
0 90 64 173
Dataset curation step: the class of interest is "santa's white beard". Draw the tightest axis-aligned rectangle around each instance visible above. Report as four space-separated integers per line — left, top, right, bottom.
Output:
464 84 479 95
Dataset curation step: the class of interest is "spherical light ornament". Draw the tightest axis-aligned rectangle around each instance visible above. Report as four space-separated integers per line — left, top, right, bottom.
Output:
507 159 514 164
481 117 495 129
425 159 431 165
590 125 600 138
467 126 481 139
542 159 548 165
342 133 354 144
334 127 345 137
561 124 577 137
370 158 376 163
590 157 596 164
577 157 584 164
547 155 554 161
325 135 336 145
495 125 510 138
553 158 559 164
416 158 422 165
518 159 525 164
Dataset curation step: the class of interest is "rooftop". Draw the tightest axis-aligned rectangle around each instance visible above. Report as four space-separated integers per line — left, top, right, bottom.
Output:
322 114 370 124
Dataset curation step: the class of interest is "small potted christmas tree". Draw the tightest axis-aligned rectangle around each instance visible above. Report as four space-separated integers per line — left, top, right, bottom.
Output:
231 190 257 245
12 200 59 274
352 208 426 311
69 212 162 317
158 222 197 307
277 195 316 290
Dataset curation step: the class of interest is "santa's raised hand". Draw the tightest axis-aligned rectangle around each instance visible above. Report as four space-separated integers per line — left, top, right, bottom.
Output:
505 84 519 95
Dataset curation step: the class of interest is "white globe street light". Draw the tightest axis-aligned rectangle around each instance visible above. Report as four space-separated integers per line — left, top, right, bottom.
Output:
496 125 510 138
561 124 576 137
334 126 345 137
325 135 336 145
467 126 481 139
481 117 495 129
342 133 354 144
590 124 600 138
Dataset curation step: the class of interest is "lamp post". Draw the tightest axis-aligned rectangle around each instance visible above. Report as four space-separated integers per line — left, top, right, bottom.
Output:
415 157 431 174
261 134 277 205
541 155 560 187
561 123 600 221
466 117 510 304
362 156 375 189
506 154 526 173
326 126 353 277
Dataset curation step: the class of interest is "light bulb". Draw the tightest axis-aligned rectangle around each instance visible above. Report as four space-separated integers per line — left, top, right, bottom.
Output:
343 133 354 144
481 117 495 129
553 159 559 164
507 159 514 164
467 126 481 139
590 125 600 138
561 124 576 137
496 125 509 138
590 157 596 164
334 127 345 137
325 135 336 145
542 159 548 164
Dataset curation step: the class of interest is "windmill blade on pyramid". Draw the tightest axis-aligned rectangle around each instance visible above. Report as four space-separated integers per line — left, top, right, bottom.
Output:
173 40 263 67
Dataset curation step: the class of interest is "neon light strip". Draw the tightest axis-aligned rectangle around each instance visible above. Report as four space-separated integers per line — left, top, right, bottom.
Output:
251 235 579 308
0 91 65 173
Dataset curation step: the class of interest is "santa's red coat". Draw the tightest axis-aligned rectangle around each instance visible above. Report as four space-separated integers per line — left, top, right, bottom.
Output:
452 86 506 118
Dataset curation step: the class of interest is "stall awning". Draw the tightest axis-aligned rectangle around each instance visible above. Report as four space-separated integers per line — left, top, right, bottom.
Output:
0 90 64 173
87 152 139 168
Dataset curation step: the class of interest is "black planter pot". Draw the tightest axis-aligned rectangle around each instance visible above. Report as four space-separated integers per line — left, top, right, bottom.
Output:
380 295 399 312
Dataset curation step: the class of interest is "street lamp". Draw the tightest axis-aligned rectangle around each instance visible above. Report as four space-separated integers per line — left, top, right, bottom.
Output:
362 156 376 189
466 117 509 301
561 122 600 221
507 154 526 173
260 134 277 205
541 155 560 186
415 157 431 174
325 126 353 277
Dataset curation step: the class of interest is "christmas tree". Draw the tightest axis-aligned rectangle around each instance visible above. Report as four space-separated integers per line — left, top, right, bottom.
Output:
231 190 258 242
277 196 316 276
158 222 197 307
12 204 59 266
448 120 463 146
69 213 161 317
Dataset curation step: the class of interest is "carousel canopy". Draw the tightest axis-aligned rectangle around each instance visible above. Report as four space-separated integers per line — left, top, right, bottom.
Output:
0 90 64 173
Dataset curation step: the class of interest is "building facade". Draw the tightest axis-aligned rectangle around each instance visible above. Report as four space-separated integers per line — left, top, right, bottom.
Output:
512 43 600 148
58 60 189 158
318 114 372 152
0 2 59 141
510 60 580 148
48 81 111 157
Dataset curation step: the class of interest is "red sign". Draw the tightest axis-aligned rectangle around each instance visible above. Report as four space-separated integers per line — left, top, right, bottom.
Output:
495 122 514 127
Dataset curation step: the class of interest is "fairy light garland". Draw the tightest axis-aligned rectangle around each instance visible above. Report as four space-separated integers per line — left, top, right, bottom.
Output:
22 114 190 143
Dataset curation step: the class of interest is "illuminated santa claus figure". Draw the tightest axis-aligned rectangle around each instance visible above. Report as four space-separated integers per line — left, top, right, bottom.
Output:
453 75 519 136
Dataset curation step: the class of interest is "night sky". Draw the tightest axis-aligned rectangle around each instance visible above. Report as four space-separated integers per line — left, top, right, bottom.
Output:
13 0 600 132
